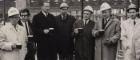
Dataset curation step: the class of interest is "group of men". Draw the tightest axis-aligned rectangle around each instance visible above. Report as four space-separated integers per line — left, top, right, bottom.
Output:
31 2 119 60
1 1 140 60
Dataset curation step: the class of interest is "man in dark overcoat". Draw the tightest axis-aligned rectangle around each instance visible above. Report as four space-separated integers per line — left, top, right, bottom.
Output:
55 2 76 60
73 5 95 60
32 2 57 60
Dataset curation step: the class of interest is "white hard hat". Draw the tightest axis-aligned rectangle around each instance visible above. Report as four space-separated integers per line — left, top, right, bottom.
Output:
60 2 69 9
127 3 138 12
100 2 111 11
83 5 94 13
8 7 19 17
128 3 136 9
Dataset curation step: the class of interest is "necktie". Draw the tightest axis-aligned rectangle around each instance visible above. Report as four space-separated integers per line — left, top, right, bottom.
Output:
134 20 136 25
25 22 29 35
103 18 109 29
102 19 105 29
84 20 88 26
63 15 66 20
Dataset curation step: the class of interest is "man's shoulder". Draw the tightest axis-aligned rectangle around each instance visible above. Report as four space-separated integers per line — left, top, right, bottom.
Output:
48 13 54 16
33 12 42 17
110 17 120 24
55 14 61 17
68 14 75 18
123 19 130 23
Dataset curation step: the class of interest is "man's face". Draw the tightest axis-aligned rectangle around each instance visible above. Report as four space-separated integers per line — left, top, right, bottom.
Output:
42 3 50 13
102 9 111 19
10 14 20 25
20 12 29 22
83 11 92 20
128 9 137 19
60 7 68 15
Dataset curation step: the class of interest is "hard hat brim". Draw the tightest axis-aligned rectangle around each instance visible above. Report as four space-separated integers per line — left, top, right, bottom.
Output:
60 7 69 9
8 13 19 17
83 10 93 14
100 8 111 11
127 8 139 12
8 14 19 17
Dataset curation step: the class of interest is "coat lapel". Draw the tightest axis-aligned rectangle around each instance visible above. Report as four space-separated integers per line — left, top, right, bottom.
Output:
87 20 92 26
40 12 46 18
18 20 23 26
104 18 113 30
134 18 140 29
79 20 85 27
58 15 63 21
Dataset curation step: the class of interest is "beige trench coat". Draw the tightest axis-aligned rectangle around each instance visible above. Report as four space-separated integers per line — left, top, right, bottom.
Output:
121 18 140 60
92 17 121 60
0 23 27 60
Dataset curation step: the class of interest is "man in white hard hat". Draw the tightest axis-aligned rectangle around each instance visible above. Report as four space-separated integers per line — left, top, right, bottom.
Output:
32 2 57 60
55 2 76 60
121 3 140 60
73 5 95 60
92 2 121 60
0 7 27 60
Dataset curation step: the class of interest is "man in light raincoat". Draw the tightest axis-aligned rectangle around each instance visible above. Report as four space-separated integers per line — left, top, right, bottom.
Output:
92 2 121 60
0 7 27 60
121 3 140 60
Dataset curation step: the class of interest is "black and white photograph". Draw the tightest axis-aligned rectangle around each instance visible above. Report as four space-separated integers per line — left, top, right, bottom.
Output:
0 0 139 60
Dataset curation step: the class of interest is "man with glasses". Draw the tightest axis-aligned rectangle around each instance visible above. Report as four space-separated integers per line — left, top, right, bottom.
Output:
18 8 36 60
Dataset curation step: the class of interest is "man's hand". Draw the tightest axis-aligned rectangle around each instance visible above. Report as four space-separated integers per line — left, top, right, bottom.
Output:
1 42 15 51
95 29 104 37
74 28 79 34
43 29 49 34
98 29 104 35
104 39 112 46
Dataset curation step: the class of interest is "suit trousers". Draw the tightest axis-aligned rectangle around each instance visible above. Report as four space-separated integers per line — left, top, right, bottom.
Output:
25 38 36 60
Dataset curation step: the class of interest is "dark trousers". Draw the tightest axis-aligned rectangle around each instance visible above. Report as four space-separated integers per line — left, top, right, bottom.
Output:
58 52 73 60
57 47 74 60
37 42 57 60
25 42 36 60
75 52 94 60
37 48 57 60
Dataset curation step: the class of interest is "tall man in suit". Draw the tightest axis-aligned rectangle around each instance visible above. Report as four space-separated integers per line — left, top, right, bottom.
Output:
73 5 95 60
55 2 76 60
19 8 36 60
32 2 57 60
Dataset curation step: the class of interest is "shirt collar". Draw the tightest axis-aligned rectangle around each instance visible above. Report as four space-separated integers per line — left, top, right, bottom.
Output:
128 17 139 21
42 11 48 17
83 19 89 24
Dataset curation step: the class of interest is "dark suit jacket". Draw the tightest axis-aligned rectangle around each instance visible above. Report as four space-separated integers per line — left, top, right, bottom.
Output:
32 12 56 57
18 20 33 36
73 20 95 59
55 14 76 53
18 20 36 47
